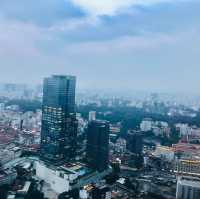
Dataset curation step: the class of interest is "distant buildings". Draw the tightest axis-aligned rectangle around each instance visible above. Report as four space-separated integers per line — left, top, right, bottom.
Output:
176 176 200 199
86 120 110 172
140 118 152 132
127 130 143 154
40 75 78 163
0 83 42 100
115 138 126 154
176 123 191 136
154 146 175 162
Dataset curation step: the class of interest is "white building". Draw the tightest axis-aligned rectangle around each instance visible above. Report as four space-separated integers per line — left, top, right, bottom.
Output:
176 176 200 199
79 189 88 199
0 147 22 165
154 121 168 128
140 118 152 132
88 111 96 121
115 138 126 153
76 113 87 134
176 124 191 136
35 161 71 194
190 127 200 137
35 161 111 194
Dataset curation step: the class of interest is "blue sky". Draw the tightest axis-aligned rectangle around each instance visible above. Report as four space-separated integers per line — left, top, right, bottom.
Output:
0 0 199 93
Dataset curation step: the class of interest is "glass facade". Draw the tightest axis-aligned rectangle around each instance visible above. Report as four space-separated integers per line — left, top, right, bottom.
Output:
40 75 77 163
86 120 109 172
127 130 143 154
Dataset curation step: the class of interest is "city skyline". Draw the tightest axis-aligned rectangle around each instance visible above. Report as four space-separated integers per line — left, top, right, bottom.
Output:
1 1 200 198
0 0 200 93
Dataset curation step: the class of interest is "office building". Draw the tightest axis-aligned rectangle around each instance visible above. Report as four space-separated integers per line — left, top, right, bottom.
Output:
40 75 77 163
127 130 143 154
176 176 200 199
86 120 109 172
88 111 96 122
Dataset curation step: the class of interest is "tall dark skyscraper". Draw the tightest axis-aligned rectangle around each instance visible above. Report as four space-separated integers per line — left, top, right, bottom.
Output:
40 75 77 163
86 120 110 172
127 130 143 154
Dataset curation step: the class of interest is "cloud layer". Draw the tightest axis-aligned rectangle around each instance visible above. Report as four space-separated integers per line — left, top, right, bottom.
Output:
0 0 199 93
70 0 180 16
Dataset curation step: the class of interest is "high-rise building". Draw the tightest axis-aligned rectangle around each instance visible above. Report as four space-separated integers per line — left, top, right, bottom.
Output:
40 75 78 163
86 120 109 172
88 111 96 122
176 176 200 199
127 130 143 154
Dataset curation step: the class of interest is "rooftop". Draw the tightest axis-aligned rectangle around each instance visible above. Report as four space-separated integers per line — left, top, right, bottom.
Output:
179 177 200 188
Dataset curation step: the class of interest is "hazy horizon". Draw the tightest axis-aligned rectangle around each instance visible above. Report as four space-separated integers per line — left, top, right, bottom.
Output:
0 0 200 93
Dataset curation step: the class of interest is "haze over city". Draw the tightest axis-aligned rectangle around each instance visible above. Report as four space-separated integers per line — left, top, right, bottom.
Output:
0 0 200 93
1 1 200 199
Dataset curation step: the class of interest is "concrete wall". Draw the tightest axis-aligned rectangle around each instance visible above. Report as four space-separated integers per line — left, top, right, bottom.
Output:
35 161 70 194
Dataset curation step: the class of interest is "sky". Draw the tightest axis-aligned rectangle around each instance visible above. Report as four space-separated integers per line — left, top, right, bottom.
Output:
0 0 200 93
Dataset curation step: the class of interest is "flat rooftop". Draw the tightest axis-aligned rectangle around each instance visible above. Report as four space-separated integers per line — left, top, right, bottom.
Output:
60 162 92 177
179 177 200 188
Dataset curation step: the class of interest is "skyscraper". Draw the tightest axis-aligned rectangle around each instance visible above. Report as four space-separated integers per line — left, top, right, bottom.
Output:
40 75 77 163
86 120 109 172
127 130 143 154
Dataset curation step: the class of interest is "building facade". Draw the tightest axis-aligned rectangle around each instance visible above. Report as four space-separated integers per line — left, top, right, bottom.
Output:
176 176 200 199
140 118 152 132
174 159 200 176
86 120 109 172
88 111 96 122
127 130 143 155
40 75 77 163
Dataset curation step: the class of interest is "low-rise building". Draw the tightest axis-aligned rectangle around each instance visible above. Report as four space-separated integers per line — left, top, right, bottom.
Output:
0 168 17 186
35 161 111 194
154 146 175 162
140 118 152 132
174 159 200 176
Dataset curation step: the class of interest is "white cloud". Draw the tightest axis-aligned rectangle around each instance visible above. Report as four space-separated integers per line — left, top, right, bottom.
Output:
63 33 178 56
49 16 99 32
70 0 179 16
